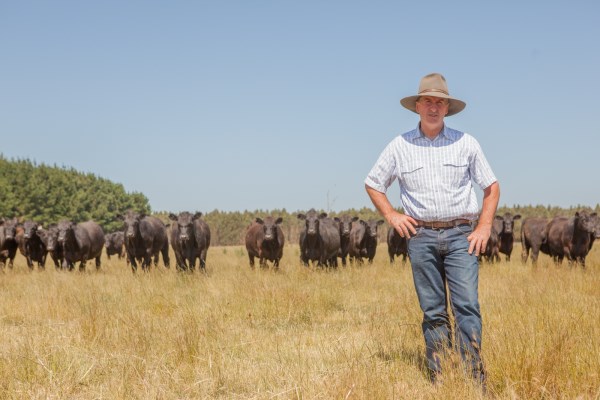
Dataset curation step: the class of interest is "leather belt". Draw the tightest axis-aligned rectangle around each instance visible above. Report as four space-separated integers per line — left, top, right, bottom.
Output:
414 219 471 229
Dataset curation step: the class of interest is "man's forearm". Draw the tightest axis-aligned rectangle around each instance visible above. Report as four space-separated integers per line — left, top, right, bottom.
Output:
479 181 500 227
365 185 395 222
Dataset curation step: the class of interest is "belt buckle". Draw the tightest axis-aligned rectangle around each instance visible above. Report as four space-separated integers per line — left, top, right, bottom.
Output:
430 221 443 230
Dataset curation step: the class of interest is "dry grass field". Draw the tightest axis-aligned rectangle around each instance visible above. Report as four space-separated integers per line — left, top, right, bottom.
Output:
1 243 599 399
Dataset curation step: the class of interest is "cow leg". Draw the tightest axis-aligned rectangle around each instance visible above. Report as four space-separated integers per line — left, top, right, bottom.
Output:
161 246 170 269
530 246 539 265
173 252 184 271
259 257 267 268
341 255 347 266
143 255 153 271
181 251 190 271
300 255 309 267
563 247 572 264
199 255 206 270
521 244 530 264
95 256 101 270
273 258 280 269
52 255 60 270
248 254 255 268
79 261 86 272
25 253 34 270
317 257 325 267
129 255 138 272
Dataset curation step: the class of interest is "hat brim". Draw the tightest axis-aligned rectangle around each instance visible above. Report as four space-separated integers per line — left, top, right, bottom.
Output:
400 94 466 117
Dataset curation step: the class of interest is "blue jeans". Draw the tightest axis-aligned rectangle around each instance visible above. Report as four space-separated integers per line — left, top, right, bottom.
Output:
407 224 485 382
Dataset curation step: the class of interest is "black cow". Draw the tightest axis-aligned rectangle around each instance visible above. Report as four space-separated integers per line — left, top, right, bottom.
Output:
349 219 384 264
334 214 358 266
244 216 284 268
105 231 127 261
168 211 211 271
0 217 20 269
297 209 340 267
480 218 502 264
57 220 105 271
118 210 170 272
545 211 597 267
495 213 521 261
17 220 47 270
387 226 408 264
38 224 64 269
521 217 550 265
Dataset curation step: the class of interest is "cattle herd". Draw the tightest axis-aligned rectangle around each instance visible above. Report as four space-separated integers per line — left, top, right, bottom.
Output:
483 211 600 267
1 209 599 272
242 209 386 268
0 210 211 272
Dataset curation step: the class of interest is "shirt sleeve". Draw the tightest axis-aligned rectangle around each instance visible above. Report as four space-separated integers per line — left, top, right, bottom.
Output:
365 141 398 193
469 137 497 190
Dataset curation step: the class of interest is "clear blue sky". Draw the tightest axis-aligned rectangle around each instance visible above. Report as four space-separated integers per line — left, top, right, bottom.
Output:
2 1 599 213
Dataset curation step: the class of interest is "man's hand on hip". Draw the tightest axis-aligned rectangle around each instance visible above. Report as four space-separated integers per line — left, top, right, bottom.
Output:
387 212 418 239
467 225 491 256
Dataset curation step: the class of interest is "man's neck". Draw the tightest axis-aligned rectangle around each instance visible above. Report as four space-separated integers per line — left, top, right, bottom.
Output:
419 122 444 140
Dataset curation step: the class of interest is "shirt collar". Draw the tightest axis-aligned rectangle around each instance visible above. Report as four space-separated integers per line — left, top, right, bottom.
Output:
409 123 457 142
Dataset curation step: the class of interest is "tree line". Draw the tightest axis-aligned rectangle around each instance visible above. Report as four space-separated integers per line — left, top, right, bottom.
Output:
2 156 598 246
0 156 150 233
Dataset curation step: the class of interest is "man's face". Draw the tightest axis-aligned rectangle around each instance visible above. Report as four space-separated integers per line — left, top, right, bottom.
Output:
415 96 449 126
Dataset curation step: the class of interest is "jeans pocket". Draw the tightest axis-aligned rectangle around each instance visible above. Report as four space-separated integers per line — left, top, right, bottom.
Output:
454 224 473 237
409 226 425 240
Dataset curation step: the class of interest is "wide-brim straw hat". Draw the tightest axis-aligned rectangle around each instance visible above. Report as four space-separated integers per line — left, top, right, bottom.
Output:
400 73 466 116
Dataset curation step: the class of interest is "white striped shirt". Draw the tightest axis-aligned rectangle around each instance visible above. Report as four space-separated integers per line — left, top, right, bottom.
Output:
365 124 497 222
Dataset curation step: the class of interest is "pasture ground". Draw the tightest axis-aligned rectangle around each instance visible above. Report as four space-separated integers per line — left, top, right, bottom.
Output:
0 243 599 399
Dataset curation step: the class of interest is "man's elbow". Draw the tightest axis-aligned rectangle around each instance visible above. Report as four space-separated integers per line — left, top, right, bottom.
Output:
485 181 500 198
365 183 384 196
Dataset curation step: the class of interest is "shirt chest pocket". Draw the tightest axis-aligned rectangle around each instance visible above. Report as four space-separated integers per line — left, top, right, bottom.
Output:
399 163 424 190
442 158 470 186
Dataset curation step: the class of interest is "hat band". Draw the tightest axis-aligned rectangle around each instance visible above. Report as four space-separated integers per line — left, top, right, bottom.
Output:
418 88 449 96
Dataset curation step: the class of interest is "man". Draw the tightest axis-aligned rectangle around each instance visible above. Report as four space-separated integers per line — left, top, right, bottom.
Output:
364 73 500 385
